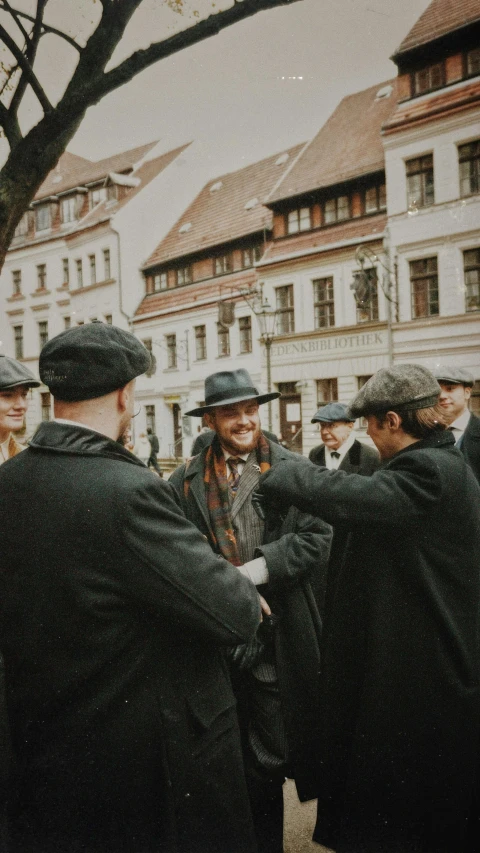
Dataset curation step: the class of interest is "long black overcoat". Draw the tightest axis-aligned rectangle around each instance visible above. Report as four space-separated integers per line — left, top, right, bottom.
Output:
462 411 480 484
259 431 480 853
170 439 332 801
0 423 261 853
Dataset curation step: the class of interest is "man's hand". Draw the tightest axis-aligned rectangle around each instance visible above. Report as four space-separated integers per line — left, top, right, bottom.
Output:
259 594 271 618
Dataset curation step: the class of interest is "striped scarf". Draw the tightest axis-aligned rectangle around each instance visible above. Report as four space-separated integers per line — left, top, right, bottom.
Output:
204 432 271 566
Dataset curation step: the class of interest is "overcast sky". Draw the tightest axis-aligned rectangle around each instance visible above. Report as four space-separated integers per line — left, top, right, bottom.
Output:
24 0 432 179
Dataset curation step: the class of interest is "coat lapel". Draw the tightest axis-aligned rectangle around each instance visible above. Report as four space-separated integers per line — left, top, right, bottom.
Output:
184 455 214 536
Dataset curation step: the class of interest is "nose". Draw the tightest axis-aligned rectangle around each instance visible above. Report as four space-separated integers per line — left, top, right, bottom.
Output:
12 393 28 411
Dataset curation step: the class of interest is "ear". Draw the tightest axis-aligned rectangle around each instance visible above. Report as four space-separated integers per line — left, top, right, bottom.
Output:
118 379 135 413
204 412 215 430
465 387 472 402
385 410 403 430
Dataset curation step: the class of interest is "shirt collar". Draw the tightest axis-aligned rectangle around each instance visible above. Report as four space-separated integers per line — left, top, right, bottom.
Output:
449 409 471 432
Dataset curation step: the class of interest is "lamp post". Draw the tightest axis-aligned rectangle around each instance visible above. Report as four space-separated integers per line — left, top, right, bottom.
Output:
255 296 277 432
351 245 398 366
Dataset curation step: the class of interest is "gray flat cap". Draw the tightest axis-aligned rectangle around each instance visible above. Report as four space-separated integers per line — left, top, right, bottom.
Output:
311 402 355 423
348 364 441 418
432 365 474 387
0 354 40 391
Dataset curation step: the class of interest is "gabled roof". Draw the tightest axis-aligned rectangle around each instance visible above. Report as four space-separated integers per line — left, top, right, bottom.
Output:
143 143 306 270
267 80 398 206
71 144 190 233
393 0 480 59
35 141 158 200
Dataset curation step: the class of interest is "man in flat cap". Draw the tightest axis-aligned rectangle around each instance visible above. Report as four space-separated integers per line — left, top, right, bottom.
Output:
0 354 39 465
432 365 480 483
257 364 480 853
0 324 263 853
309 401 379 474
170 369 332 853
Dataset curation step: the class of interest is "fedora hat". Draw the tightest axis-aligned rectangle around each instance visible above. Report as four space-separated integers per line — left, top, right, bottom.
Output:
186 369 280 417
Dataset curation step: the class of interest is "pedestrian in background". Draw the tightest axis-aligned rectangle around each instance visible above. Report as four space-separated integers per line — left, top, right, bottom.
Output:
170 368 332 853
433 365 480 483
257 364 480 853
0 354 39 465
146 426 163 476
0 323 261 853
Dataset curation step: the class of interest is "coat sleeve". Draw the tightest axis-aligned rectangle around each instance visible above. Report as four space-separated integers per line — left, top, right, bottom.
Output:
258 451 444 527
115 475 261 645
256 508 332 593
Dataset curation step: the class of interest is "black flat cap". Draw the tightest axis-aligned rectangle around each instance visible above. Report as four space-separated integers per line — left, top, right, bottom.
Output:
432 365 474 387
186 368 280 416
0 354 40 390
311 402 355 423
348 364 441 418
39 322 151 402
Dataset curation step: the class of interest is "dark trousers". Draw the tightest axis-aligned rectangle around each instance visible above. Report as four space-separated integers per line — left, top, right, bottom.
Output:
244 758 285 853
147 454 163 476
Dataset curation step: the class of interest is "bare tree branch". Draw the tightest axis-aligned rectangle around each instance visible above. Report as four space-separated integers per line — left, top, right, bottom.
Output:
0 3 82 53
0 99 21 148
66 0 303 107
10 0 48 113
0 0 30 43
0 19 52 112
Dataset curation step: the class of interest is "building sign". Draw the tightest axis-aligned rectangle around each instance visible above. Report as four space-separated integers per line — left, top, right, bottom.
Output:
271 330 385 359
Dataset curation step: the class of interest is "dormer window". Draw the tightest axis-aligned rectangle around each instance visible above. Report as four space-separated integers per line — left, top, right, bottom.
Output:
412 61 444 96
107 184 117 202
364 184 386 214
90 186 106 208
14 213 29 238
61 196 78 224
466 47 480 78
35 204 52 232
324 195 349 224
287 207 311 234
214 253 233 276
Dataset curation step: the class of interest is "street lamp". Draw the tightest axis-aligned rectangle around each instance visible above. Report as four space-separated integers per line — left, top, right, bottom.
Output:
351 245 398 365
254 295 277 432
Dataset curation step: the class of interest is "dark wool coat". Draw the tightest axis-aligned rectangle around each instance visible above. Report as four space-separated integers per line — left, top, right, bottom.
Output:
308 438 380 475
169 439 332 801
259 431 480 853
0 422 261 853
462 411 480 484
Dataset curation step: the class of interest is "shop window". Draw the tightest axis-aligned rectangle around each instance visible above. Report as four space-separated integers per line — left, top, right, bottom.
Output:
316 378 338 406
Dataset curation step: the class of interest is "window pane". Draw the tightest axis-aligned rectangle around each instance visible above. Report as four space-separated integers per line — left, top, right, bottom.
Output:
337 196 349 220
324 199 336 224
299 207 310 231
287 210 299 234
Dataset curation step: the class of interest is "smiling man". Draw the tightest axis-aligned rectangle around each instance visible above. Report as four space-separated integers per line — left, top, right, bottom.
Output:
170 369 332 853
0 354 40 465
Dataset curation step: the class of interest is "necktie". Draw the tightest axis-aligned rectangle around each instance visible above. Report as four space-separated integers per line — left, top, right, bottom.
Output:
228 457 241 496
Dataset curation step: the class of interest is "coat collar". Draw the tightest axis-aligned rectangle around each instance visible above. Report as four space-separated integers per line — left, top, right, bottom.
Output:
29 421 145 466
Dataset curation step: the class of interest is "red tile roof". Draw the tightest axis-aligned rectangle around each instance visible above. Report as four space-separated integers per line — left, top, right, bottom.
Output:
393 0 480 58
142 143 306 270
260 213 386 266
35 141 158 200
267 81 398 206
383 78 480 134
72 144 190 232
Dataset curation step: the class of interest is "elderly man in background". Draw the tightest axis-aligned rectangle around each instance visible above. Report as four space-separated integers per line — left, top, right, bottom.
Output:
170 368 331 853
257 364 480 853
433 365 480 483
0 355 39 464
0 324 261 853
309 401 379 474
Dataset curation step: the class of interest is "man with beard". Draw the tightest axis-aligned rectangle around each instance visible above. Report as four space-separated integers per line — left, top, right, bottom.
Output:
0 324 262 853
255 364 480 853
170 369 332 853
